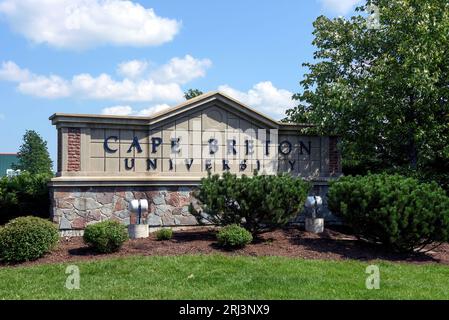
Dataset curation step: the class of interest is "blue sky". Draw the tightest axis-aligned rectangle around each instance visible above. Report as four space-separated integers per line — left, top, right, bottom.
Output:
0 0 361 164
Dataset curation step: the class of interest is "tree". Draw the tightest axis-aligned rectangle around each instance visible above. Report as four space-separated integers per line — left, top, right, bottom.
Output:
184 89 204 100
13 130 53 175
285 0 449 188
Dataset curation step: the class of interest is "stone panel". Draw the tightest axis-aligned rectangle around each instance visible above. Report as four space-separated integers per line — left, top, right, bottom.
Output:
90 142 105 158
202 107 226 130
89 158 105 172
52 186 199 230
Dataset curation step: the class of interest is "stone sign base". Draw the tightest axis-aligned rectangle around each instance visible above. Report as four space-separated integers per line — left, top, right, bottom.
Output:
50 181 337 232
51 186 198 231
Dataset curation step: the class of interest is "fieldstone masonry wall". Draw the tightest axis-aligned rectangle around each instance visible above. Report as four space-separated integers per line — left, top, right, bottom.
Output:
51 186 197 230
52 183 338 232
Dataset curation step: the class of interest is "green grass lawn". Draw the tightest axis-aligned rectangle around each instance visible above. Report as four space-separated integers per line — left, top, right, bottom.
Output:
1 254 449 299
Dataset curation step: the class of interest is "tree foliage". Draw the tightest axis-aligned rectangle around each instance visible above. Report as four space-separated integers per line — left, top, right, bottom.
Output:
190 172 310 236
0 172 52 224
184 89 204 100
286 0 449 188
13 130 53 175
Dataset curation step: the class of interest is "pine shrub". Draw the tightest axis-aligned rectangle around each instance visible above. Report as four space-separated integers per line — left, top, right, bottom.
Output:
190 172 310 235
83 220 128 253
328 174 449 252
217 224 253 248
0 216 59 263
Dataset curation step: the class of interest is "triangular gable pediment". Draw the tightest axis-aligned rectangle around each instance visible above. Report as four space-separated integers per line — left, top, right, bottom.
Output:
49 91 311 132
148 91 281 129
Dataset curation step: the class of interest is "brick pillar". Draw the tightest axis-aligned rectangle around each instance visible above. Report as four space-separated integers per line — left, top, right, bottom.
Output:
57 128 62 172
67 128 81 172
329 136 340 176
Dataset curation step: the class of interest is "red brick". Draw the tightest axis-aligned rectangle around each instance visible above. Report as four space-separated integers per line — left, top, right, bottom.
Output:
67 128 81 172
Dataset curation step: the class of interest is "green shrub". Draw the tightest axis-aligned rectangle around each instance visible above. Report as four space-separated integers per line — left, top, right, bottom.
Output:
0 216 59 263
0 172 52 224
190 171 310 235
328 173 449 252
83 220 128 253
217 224 253 248
155 228 173 241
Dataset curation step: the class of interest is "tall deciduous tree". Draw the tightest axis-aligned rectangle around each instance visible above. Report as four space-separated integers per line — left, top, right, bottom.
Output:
14 130 53 175
286 0 449 188
184 89 204 100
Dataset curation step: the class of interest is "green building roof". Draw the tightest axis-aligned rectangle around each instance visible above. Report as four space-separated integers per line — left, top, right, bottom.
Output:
0 153 19 177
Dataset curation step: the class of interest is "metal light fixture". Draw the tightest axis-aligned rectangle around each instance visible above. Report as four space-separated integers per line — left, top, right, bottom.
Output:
129 199 149 239
130 199 149 225
304 195 324 234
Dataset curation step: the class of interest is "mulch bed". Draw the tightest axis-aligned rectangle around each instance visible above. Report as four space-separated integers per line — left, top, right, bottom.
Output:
4 226 449 267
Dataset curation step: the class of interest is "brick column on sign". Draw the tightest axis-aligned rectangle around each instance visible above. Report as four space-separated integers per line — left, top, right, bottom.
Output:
329 136 340 176
57 128 62 172
67 128 81 172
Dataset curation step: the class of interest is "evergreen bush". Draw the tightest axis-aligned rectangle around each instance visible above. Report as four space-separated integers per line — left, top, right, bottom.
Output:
328 174 449 252
190 172 310 235
0 172 52 224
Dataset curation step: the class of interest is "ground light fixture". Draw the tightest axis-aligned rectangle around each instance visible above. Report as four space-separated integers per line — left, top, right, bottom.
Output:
304 195 324 233
128 199 150 239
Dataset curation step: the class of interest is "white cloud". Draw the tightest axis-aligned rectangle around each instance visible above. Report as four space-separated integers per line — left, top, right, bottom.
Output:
0 60 296 121
117 60 148 79
101 105 133 116
0 61 31 82
218 81 296 119
0 61 71 98
151 55 212 84
0 0 181 50
319 0 361 15
18 75 71 98
0 113 5 120
137 104 171 116
71 73 183 101
0 55 211 102
101 104 171 117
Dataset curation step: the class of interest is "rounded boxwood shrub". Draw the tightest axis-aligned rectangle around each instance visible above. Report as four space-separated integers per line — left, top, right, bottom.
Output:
83 220 128 253
328 174 449 252
217 224 253 248
155 228 173 241
0 216 59 263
